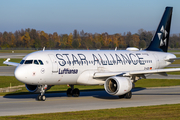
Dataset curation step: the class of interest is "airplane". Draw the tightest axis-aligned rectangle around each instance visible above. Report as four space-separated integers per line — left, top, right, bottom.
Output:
3 7 180 101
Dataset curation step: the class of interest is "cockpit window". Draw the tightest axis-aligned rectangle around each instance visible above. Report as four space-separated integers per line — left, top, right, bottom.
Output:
38 60 44 65
20 60 25 64
34 60 39 65
25 60 33 64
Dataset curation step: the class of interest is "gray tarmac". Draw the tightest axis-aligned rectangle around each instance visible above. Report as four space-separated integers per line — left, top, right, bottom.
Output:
168 64 180 67
0 66 16 76
0 53 27 58
171 52 180 54
0 86 180 116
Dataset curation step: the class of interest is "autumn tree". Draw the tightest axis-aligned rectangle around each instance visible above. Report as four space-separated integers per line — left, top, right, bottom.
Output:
52 32 61 48
10 33 16 47
118 34 126 48
67 33 73 48
21 32 31 48
1 28 180 49
139 40 146 48
72 29 81 48
40 31 49 48
61 34 68 48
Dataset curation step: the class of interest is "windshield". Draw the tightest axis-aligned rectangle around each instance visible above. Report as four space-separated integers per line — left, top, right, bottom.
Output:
34 60 39 65
22 59 44 65
38 60 44 65
20 60 25 64
24 60 33 64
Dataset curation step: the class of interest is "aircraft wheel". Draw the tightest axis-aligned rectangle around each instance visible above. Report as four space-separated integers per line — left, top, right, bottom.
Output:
73 88 80 97
37 95 41 101
67 88 73 97
41 95 46 101
124 91 132 99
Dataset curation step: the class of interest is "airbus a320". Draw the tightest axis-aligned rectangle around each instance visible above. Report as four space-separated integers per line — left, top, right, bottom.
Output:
4 7 180 101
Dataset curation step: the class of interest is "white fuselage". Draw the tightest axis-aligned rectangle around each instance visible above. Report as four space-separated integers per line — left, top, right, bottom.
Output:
14 50 175 85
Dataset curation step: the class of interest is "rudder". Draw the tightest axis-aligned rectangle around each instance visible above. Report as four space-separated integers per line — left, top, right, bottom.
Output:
146 7 173 52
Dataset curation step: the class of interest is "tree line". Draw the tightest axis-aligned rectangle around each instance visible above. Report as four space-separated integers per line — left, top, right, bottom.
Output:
0 28 179 50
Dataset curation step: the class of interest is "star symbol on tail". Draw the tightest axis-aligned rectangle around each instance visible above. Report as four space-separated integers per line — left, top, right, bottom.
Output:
157 26 168 47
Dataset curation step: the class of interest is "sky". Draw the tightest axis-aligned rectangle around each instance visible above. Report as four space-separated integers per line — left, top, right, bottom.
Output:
0 0 180 35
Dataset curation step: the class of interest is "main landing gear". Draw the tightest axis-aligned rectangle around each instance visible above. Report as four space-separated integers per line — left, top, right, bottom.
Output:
37 85 47 101
119 91 132 99
67 85 80 97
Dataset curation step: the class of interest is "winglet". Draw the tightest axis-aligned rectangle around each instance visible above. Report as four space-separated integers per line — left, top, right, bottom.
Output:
3 58 19 66
5 58 10 62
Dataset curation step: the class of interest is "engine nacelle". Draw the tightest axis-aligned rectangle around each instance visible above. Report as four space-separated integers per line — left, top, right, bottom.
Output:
104 76 132 96
25 84 52 93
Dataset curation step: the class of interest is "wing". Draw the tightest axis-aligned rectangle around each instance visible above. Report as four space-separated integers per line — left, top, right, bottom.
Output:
93 68 180 78
3 58 19 66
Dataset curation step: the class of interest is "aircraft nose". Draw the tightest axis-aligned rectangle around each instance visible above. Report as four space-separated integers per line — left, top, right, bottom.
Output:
14 66 27 83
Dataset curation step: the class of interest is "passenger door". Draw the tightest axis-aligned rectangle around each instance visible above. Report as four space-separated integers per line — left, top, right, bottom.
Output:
48 54 58 73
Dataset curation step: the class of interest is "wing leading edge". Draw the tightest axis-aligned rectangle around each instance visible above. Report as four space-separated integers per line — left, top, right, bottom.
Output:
93 68 180 78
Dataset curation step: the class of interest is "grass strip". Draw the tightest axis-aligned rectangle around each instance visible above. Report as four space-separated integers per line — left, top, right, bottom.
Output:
0 50 37 53
0 76 24 88
0 104 180 120
135 79 180 87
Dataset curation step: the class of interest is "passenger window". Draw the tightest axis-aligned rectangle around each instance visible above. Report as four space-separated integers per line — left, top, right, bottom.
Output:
34 60 39 65
38 60 44 65
20 60 25 64
25 60 33 64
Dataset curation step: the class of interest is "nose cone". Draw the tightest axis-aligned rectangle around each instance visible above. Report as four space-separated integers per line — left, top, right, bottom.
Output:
14 66 27 83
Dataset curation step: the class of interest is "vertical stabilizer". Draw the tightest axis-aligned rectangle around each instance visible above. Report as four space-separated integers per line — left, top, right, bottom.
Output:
146 7 173 52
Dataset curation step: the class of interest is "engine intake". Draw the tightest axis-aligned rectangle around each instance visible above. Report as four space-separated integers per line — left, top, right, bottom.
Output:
25 84 52 93
104 76 132 96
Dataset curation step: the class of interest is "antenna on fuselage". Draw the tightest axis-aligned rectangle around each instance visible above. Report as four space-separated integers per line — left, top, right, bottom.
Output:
43 47 45 51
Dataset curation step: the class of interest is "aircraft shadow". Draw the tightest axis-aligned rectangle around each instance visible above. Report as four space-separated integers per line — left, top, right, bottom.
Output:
93 88 147 100
3 88 146 100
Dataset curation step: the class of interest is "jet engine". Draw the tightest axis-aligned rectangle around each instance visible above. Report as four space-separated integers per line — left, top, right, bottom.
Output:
104 76 132 96
25 84 52 93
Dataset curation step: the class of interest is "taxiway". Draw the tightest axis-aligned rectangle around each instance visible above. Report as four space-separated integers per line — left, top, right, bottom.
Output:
0 86 180 116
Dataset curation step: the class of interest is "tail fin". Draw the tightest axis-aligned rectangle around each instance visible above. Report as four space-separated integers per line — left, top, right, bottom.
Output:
146 7 173 52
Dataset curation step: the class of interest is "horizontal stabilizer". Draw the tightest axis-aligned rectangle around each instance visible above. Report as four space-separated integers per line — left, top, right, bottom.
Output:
165 57 180 61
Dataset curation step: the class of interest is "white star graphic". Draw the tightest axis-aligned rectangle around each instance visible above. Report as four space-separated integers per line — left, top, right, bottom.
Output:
157 26 168 47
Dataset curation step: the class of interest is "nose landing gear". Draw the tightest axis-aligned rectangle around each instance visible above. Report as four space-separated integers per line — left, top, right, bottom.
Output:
37 85 47 101
67 85 80 97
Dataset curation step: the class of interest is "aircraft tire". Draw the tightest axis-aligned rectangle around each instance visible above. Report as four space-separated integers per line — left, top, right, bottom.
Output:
118 94 125 99
67 88 73 97
37 95 41 101
124 91 132 99
73 88 80 97
41 95 46 101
